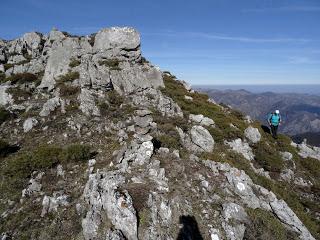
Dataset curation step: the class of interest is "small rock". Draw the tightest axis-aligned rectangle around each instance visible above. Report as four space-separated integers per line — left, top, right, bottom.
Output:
23 117 38 132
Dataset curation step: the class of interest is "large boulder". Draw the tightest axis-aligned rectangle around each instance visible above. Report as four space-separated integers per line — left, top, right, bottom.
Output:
94 27 140 53
244 126 261 143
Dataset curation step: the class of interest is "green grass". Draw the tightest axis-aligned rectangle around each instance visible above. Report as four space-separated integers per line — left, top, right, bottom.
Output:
161 74 246 141
252 141 284 172
245 208 299 240
2 144 92 179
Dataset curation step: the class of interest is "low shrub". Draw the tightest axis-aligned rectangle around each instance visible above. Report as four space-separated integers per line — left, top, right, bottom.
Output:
3 144 91 179
62 144 92 163
0 107 10 124
57 72 80 83
69 58 81 68
245 208 299 240
3 63 14 71
253 141 284 172
6 73 38 84
107 90 124 106
98 59 121 71
0 72 6 83
0 142 19 159
59 84 80 97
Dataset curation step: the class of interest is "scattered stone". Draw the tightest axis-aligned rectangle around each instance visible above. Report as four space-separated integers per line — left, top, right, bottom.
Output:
41 192 69 217
22 172 44 198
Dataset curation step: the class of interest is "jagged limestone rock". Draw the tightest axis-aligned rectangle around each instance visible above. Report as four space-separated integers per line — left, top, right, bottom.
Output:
280 151 293 161
190 125 214 152
94 27 141 61
82 171 138 240
23 117 38 132
0 86 13 106
203 160 315 240
39 96 61 116
78 88 100 116
178 125 214 153
225 138 254 161
244 126 261 143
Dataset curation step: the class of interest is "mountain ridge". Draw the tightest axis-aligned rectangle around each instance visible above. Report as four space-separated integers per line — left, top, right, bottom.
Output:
0 27 320 240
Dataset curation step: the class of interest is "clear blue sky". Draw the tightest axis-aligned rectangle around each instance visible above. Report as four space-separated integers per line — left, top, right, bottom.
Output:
1 0 320 85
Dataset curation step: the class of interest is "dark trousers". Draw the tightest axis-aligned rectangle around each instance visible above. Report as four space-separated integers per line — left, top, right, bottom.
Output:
270 125 278 138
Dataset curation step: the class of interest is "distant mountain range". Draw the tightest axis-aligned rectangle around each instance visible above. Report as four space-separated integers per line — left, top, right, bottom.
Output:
196 87 320 146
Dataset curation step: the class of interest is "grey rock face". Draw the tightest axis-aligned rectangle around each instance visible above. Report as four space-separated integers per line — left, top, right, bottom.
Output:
178 125 214 153
190 126 214 152
78 89 100 116
39 97 61 116
244 126 261 143
82 171 137 240
225 138 254 161
94 27 140 58
0 86 13 106
203 160 315 240
23 117 38 132
105 229 126 240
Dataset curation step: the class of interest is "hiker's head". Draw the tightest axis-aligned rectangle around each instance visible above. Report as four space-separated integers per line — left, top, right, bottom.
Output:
275 110 280 115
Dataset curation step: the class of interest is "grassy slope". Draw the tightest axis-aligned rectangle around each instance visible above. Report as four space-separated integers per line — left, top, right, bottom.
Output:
161 74 320 239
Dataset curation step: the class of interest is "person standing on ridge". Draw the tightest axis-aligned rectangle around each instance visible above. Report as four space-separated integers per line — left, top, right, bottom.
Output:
268 110 282 139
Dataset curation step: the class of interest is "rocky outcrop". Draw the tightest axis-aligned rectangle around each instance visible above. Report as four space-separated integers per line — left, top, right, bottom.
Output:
178 125 214 153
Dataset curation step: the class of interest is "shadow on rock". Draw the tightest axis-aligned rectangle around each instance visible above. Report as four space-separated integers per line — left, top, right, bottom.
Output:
176 215 204 240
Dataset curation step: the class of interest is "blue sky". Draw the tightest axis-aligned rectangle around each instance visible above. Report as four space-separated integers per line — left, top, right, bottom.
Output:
1 0 320 85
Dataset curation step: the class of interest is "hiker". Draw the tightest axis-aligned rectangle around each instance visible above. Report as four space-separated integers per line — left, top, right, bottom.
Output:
268 110 282 139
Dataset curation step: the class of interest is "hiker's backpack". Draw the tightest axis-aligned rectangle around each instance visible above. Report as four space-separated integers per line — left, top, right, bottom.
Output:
268 113 281 126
